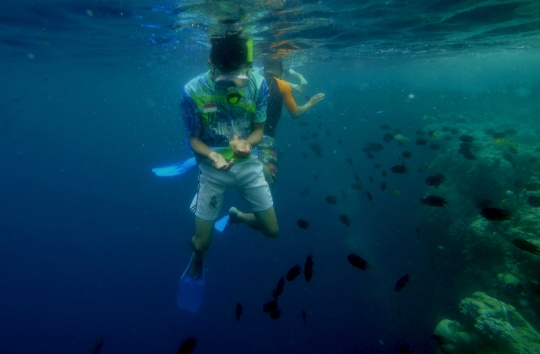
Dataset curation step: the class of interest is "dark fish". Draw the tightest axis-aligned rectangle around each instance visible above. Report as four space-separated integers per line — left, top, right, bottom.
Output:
309 143 323 157
508 146 518 154
301 310 307 324
286 265 302 281
415 227 420 234
366 142 384 151
463 152 476 160
528 196 540 207
394 274 410 292
427 130 436 137
297 219 310 229
383 133 395 144
304 252 314 282
235 302 243 321
355 173 360 182
401 151 412 158
347 254 369 270
273 277 285 299
326 195 337 205
314 175 318 181
421 196 449 207
338 214 351 226
91 336 105 354
298 122 308 126
380 124 391 130
270 308 281 319
425 173 445 187
300 188 310 196
350 182 363 190
485 129 495 136
481 208 511 221
381 182 387 191
391 163 407 174
341 190 346 200
493 132 506 139
416 138 428 146
505 129 517 135
366 191 373 201
318 121 322 128
382 170 387 177
347 158 353 164
373 163 381 169
450 128 459 135
459 135 475 143
338 139 342 145
429 143 440 150
512 239 540 255
366 152 374 159
302 152 308 159
263 300 278 313
525 183 540 191
369 175 374 183
459 142 473 151
177 337 197 354
325 129 331 136
300 134 310 141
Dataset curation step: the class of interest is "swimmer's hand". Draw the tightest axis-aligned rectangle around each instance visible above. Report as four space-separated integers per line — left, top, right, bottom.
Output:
229 136 252 158
309 93 324 106
208 151 234 171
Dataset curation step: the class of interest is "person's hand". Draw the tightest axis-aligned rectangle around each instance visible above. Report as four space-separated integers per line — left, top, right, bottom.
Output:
229 136 252 158
208 151 234 171
309 93 324 106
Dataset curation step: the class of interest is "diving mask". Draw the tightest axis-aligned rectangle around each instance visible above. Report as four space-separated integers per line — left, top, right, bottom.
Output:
214 75 250 90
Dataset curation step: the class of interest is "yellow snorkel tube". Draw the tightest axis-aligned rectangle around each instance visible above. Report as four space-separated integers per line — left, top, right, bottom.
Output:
246 38 253 75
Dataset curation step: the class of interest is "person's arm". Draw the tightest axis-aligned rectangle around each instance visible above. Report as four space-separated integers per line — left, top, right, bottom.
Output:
288 68 308 93
290 93 325 117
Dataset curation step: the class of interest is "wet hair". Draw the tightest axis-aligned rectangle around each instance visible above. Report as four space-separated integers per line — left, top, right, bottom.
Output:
209 36 247 73
263 57 284 77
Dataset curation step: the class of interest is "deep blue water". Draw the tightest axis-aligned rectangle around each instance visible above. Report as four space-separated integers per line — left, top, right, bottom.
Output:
2 1 540 353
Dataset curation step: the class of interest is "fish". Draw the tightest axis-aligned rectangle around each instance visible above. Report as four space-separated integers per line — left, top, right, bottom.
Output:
301 310 307 324
355 173 360 182
338 139 342 145
382 170 387 177
383 133 395 144
391 163 407 174
381 182 387 191
273 277 285 299
298 122 308 126
318 121 322 128
341 190 347 200
347 254 369 270
416 138 428 146
485 129 495 136
350 182 363 190
425 173 445 187
91 336 105 354
361 147 370 153
366 191 373 201
366 152 374 159
415 228 420 234
302 152 308 159
297 219 310 229
263 300 278 313
429 143 441 150
300 188 310 196
326 195 337 205
401 151 412 158
527 196 540 207
369 175 374 183
451 128 459 135
373 163 381 169
309 143 323 157
286 265 302 281
314 175 318 181
492 139 518 148
505 129 517 135
325 129 331 136
493 132 506 139
389 189 401 196
347 158 353 164
394 134 410 142
304 252 314 282
459 135 475 143
421 196 449 207
235 302 243 321
380 124 391 130
366 142 384 151
512 239 540 255
339 214 351 226
394 274 410 292
270 308 281 319
462 152 476 160
177 337 197 354
481 208 511 221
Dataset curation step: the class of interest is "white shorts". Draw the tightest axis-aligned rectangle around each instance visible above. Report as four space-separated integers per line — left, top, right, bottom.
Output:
190 155 273 221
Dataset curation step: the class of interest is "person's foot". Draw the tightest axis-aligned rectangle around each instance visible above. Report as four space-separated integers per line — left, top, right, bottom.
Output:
228 206 240 225
188 255 203 279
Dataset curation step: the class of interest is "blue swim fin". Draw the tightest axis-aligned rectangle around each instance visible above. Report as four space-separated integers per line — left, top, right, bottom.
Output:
177 256 205 313
152 157 197 177
214 215 230 232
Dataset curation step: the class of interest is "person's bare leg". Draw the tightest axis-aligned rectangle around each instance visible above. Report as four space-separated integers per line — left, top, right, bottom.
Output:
229 206 278 238
188 217 215 278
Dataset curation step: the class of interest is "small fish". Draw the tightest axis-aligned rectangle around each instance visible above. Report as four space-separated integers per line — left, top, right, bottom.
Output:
373 163 381 169
347 254 369 270
341 190 346 200
366 142 384 151
394 274 410 292
286 265 302 281
459 135 475 143
485 129 496 136
300 188 310 196
318 121 322 128
309 143 323 157
338 139 342 145
273 277 285 299
338 214 351 226
391 163 407 174
383 133 395 144
301 310 307 324
304 252 314 282
512 239 540 255
347 158 353 164
177 337 197 354
381 182 387 191
270 308 281 319
350 182 363 190
298 122 308 126
462 152 476 160
382 170 387 177
91 336 105 354
415 228 420 234
481 208 511 221
425 173 445 187
325 130 331 136
297 219 310 229
401 151 412 158
314 175 318 181
302 152 308 159
326 195 337 205
369 175 374 183
366 152 374 159
235 302 243 321
421 196 449 207
355 173 360 182
263 300 278 313
416 138 428 146
366 191 373 201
